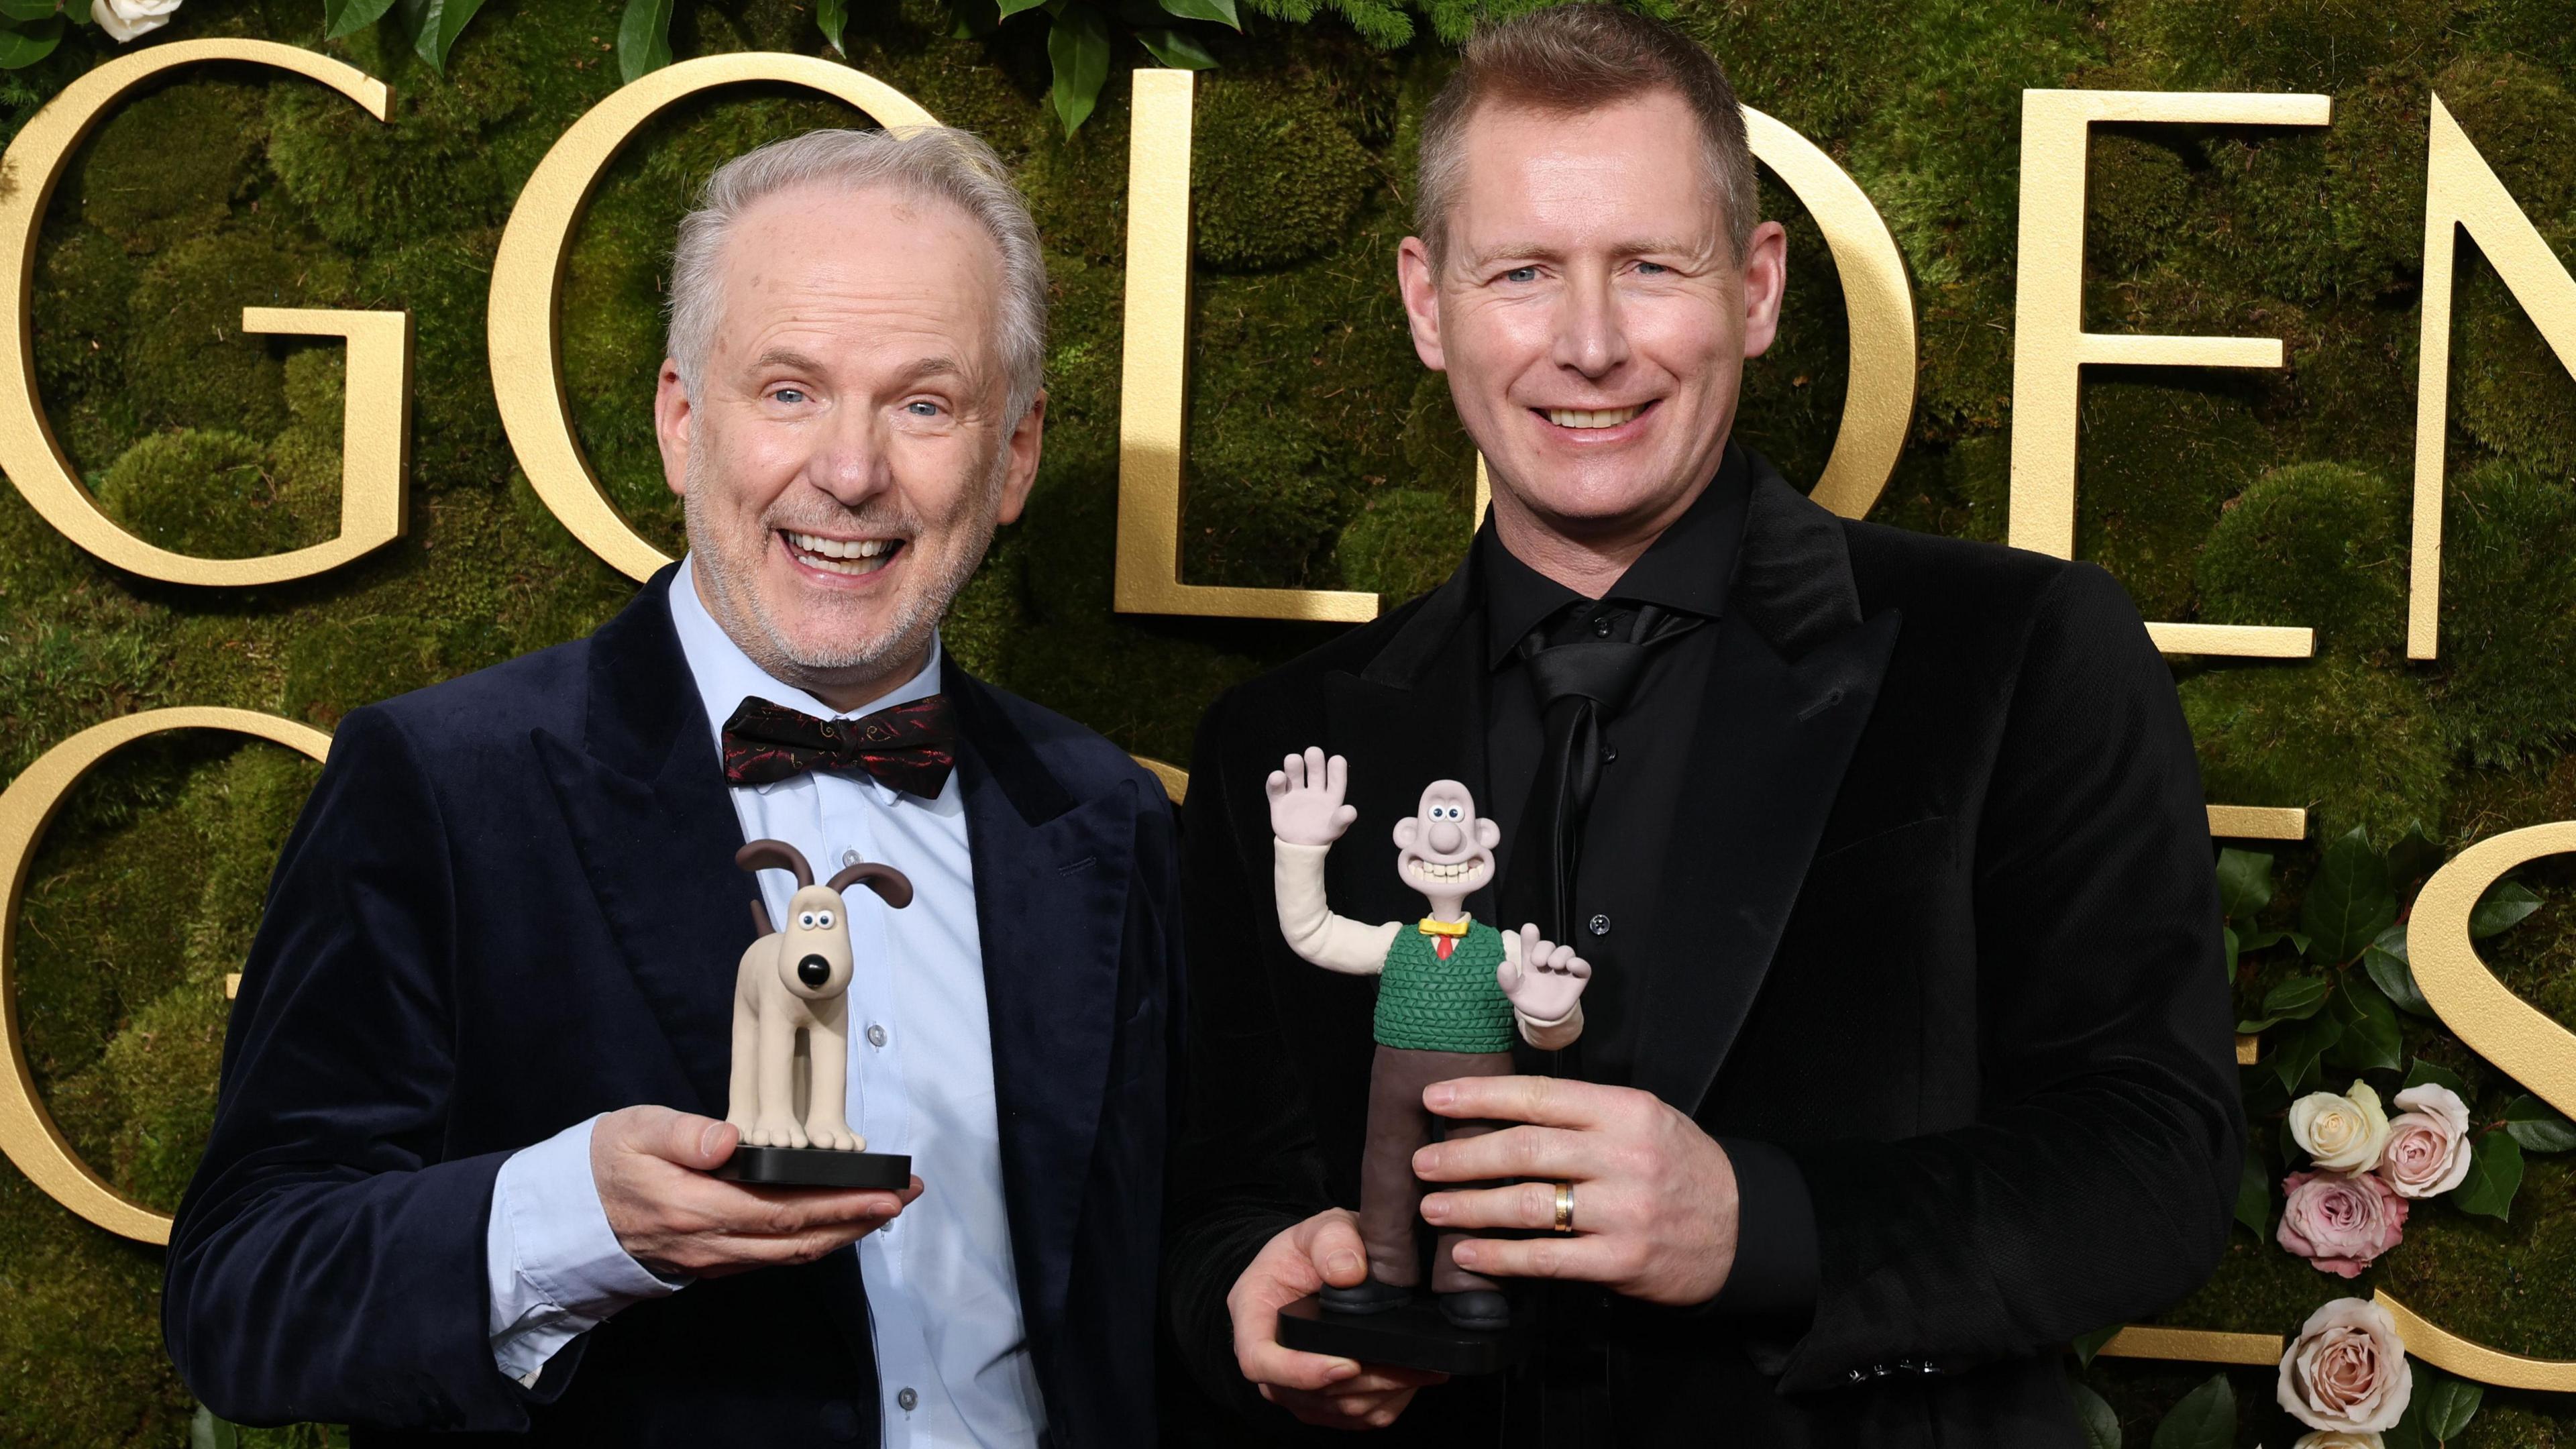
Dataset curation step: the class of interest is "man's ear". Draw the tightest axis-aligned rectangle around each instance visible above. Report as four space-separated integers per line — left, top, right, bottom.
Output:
1737 219 1791 361
1476 817 1500 850
655 359 693 498
1395 235 1446 373
1393 817 1419 849
997 390 1046 525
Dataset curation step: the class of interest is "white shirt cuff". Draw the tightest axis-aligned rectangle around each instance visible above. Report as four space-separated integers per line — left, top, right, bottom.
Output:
486 1114 686 1387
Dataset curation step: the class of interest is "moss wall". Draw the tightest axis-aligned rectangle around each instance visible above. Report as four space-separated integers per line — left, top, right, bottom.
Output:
5 1 2576 1444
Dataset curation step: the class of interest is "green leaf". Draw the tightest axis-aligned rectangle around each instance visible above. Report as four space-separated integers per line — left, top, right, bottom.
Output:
2363 944 2431 1019
2387 819 2445 884
2072 1322 2121 1369
2403 1057 2469 1095
998 0 1050 19
2471 878 2542 938
2239 973 2332 1031
2148 1373 2233 1449
2302 825 2399 965
2454 1132 2526 1221
1136 24 1217 66
2222 922 2237 977
1157 0 1239 28
818 0 849 52
2504 1094 2576 1154
398 0 490 73
2271 1012 2342 1095
0 13 60 68
2214 847 2273 921
2233 1148 2269 1240
323 0 398 39
1046 3 1111 135
0 0 52 21
190 1407 241 1449
2328 976 2403 1073
616 0 674 82
2417 1364 2484 1441
2070 1376 2122 1449
2240 926 2310 957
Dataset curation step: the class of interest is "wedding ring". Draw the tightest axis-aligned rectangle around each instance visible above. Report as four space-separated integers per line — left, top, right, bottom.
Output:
1552 1180 1576 1234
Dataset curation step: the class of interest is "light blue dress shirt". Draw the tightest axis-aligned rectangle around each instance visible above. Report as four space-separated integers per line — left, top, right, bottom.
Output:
483 555 1046 1448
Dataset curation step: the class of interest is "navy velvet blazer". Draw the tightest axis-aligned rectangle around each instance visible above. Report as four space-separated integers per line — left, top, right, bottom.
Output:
164 568 1183 1448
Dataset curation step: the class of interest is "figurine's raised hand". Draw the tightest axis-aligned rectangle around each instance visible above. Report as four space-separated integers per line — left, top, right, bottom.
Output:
1501 924 1591 1023
1267 746 1358 847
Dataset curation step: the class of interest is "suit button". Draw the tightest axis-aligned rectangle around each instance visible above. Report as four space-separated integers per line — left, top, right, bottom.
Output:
819 1399 859 1440
1589 913 1611 936
896 1386 920 1412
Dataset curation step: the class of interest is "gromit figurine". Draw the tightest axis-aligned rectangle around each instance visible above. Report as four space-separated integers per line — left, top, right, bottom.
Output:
727 839 913 1154
1268 747 1589 1333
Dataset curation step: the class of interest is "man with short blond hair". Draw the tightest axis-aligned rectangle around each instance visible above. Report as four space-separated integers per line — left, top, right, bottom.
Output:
166 127 1180 1448
1165 7 2241 1444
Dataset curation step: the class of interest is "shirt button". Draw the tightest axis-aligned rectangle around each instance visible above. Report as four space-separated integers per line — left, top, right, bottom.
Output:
1601 743 1617 763
867 1023 888 1048
1592 614 1614 637
896 1387 919 1412
841 848 862 867
1589 912 1611 936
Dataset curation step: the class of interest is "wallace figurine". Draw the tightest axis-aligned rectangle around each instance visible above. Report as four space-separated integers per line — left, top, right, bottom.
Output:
1265 747 1589 1350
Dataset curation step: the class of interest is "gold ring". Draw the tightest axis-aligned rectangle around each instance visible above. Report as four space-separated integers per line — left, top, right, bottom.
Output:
1552 1180 1576 1234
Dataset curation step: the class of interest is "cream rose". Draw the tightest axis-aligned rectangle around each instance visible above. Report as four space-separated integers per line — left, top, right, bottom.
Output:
2291 1081 2391 1172
2379 1084 2473 1199
92 0 181 43
2277 1297 2413 1434
2292 1434 2385 1448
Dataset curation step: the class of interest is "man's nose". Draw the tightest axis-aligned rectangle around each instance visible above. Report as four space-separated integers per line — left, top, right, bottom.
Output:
1552 266 1630 378
1429 819 1464 854
811 407 894 504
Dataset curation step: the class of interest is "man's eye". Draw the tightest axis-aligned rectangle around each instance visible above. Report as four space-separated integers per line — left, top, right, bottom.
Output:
772 388 808 405
1634 262 1670 275
905 400 942 417
1501 266 1538 284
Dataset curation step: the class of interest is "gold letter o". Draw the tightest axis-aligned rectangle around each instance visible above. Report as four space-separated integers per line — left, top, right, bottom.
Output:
488 54 938 582
0 708 331 1244
0 41 411 586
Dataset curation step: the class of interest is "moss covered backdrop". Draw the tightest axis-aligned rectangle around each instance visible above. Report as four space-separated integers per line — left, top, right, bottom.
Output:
8 0 2576 1444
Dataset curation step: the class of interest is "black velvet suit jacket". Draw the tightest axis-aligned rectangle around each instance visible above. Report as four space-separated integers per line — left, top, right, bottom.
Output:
164 568 1183 1448
1165 461 2243 1447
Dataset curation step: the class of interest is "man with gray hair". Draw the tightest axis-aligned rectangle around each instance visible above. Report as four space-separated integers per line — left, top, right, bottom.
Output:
165 126 1180 1448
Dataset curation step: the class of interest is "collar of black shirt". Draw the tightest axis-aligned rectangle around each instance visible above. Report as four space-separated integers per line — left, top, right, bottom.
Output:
1476 443 1752 671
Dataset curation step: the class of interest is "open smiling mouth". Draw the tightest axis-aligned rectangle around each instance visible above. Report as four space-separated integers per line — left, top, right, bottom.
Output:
784 529 904 578
1538 400 1655 430
1409 858 1483 882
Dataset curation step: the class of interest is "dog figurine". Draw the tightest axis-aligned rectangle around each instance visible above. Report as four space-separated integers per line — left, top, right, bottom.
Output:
727 839 914 1151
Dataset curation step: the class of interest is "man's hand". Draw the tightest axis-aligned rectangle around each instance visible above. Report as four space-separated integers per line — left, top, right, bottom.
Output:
1499 924 1591 1023
1411 1077 1739 1306
1228 1208 1448 1430
1267 747 1358 847
592 1106 920 1279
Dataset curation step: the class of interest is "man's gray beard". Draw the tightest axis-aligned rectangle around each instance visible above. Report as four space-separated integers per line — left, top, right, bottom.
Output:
683 446 1003 687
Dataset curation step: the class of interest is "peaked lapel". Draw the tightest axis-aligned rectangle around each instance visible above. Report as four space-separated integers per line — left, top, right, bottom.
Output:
530 566 755 1116
949 667 1141 1338
1631 465 1903 1114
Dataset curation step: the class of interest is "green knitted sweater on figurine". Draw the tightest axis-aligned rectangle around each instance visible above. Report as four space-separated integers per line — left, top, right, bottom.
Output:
1373 918 1513 1053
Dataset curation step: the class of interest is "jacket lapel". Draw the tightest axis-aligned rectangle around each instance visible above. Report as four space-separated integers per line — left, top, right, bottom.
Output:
531 566 753 1116
949 668 1141 1337
1631 467 1903 1116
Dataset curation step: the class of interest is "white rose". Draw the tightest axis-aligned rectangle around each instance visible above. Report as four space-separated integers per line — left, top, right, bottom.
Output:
2293 1433 2384 1448
92 0 181 43
2278 1297 2413 1434
2291 1081 2392 1173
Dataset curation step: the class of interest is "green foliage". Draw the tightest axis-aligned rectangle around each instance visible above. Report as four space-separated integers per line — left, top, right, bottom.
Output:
2148 1373 2232 1449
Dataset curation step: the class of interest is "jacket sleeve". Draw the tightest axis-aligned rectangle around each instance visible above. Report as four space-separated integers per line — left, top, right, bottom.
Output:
1774 563 2243 1391
163 705 572 1431
1161 691 1337 1416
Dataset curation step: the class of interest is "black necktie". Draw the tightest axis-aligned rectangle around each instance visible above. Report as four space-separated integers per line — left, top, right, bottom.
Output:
1501 602 1703 943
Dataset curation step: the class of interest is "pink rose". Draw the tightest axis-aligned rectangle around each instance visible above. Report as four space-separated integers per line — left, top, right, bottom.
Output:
2277 1297 2413 1433
2377 1085 2472 1199
2277 1171 2408 1277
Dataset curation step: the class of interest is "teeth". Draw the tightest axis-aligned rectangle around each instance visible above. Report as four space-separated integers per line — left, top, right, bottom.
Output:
1547 406 1643 429
1411 859 1475 881
786 532 900 575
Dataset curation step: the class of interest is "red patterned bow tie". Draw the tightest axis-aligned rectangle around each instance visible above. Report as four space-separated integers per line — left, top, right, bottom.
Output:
720 694 958 798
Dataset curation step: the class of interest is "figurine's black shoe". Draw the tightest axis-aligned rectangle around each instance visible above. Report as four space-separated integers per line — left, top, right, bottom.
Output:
1438 1290 1511 1331
1318 1279 1413 1316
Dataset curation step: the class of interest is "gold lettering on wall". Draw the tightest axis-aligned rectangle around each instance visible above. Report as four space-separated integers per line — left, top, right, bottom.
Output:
2406 93 2576 661
0 709 332 1246
2008 90 2329 660
2408 820 2576 1118
487 55 938 584
0 41 411 587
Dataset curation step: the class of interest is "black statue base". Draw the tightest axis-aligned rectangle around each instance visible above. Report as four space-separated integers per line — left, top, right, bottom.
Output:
714 1145 912 1190
1275 1291 1533 1376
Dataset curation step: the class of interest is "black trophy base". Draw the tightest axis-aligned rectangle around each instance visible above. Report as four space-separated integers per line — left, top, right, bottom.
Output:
714 1144 912 1190
1275 1291 1532 1376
